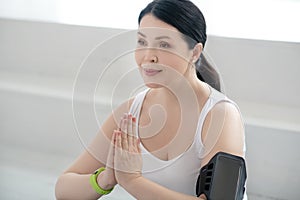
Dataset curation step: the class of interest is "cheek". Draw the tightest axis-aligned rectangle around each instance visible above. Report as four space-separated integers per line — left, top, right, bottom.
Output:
160 52 189 73
135 49 143 66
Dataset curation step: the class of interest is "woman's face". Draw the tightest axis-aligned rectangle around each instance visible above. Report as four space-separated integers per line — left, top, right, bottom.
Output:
135 14 194 88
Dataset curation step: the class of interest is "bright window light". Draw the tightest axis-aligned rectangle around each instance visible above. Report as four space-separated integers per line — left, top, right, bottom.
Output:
0 0 299 43
201 0 300 43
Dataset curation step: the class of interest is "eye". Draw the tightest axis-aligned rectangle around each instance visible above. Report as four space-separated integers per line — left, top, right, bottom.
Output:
159 41 171 48
137 39 147 47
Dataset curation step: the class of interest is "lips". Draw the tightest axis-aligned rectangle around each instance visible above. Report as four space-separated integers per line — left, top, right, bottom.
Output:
141 64 163 77
143 68 162 76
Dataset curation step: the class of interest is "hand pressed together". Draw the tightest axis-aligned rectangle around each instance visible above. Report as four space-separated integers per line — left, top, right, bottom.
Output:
106 113 142 186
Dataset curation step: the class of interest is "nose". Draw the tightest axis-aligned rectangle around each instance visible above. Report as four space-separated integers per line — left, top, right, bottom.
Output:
150 55 158 63
144 48 158 63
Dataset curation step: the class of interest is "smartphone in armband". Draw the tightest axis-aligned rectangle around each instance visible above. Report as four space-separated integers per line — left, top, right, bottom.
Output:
196 152 247 200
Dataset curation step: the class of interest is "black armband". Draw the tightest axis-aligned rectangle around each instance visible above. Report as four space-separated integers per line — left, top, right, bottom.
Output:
196 152 247 200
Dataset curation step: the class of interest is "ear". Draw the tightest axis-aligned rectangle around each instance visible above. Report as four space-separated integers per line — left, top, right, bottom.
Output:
192 43 203 63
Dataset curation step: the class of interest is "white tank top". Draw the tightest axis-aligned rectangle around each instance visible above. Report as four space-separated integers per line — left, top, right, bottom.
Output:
102 87 247 199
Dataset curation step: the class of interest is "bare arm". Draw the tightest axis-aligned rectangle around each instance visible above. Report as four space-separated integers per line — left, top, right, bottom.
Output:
120 176 205 200
55 99 133 200
200 101 245 167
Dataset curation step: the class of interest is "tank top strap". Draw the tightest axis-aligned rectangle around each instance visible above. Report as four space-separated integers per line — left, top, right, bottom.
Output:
129 88 150 136
194 86 238 158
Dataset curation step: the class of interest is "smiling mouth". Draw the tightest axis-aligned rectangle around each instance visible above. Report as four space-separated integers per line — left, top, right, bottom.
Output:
143 68 163 76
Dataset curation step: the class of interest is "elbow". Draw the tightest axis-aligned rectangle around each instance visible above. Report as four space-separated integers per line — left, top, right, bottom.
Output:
55 175 65 200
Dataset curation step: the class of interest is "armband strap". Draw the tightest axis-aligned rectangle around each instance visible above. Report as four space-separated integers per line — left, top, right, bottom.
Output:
89 167 114 195
196 152 247 200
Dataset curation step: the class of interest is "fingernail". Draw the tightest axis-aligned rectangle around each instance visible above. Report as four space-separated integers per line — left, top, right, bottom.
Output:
132 117 136 123
113 130 118 135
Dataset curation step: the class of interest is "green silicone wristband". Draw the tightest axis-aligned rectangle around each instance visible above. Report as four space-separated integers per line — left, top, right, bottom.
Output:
89 167 114 195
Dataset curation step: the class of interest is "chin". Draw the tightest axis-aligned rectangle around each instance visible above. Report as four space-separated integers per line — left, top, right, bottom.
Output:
145 82 164 89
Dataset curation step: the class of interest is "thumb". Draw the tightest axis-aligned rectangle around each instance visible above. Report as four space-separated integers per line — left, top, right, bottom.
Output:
106 130 117 168
199 194 207 200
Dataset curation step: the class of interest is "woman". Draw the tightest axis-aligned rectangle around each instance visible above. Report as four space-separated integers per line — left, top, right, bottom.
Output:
55 0 246 199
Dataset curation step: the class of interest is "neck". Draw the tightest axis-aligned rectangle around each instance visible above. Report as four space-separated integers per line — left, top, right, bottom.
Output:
155 72 209 112
150 74 209 136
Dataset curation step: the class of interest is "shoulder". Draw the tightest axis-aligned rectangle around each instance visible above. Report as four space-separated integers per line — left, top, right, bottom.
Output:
200 100 245 166
211 101 243 124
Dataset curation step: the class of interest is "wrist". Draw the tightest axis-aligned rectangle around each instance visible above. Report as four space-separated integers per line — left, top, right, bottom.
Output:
90 167 115 195
118 172 142 188
97 169 117 190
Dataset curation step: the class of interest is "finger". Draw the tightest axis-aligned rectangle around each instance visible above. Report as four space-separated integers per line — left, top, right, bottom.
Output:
119 113 126 131
131 116 137 147
118 116 122 131
115 131 122 148
132 117 137 136
107 131 116 168
199 194 207 200
128 134 134 149
127 114 133 136
132 136 141 153
111 130 117 145
121 114 129 150
114 133 121 172
121 115 127 134
121 131 128 151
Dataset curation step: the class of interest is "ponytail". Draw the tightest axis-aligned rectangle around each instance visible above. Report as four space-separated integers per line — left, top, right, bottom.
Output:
196 53 221 92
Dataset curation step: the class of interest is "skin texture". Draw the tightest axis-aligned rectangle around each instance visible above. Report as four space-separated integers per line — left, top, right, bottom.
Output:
55 14 245 200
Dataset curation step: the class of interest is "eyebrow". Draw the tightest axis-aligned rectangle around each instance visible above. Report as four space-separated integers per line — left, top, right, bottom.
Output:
137 31 147 38
137 31 171 40
155 36 171 40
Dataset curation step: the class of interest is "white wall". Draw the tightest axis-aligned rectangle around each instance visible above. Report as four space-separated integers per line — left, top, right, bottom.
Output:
1 0 300 42
0 18 299 199
206 36 300 132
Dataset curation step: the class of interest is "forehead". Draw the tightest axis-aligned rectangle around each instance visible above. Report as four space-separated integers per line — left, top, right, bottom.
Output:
139 14 178 30
138 14 182 39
